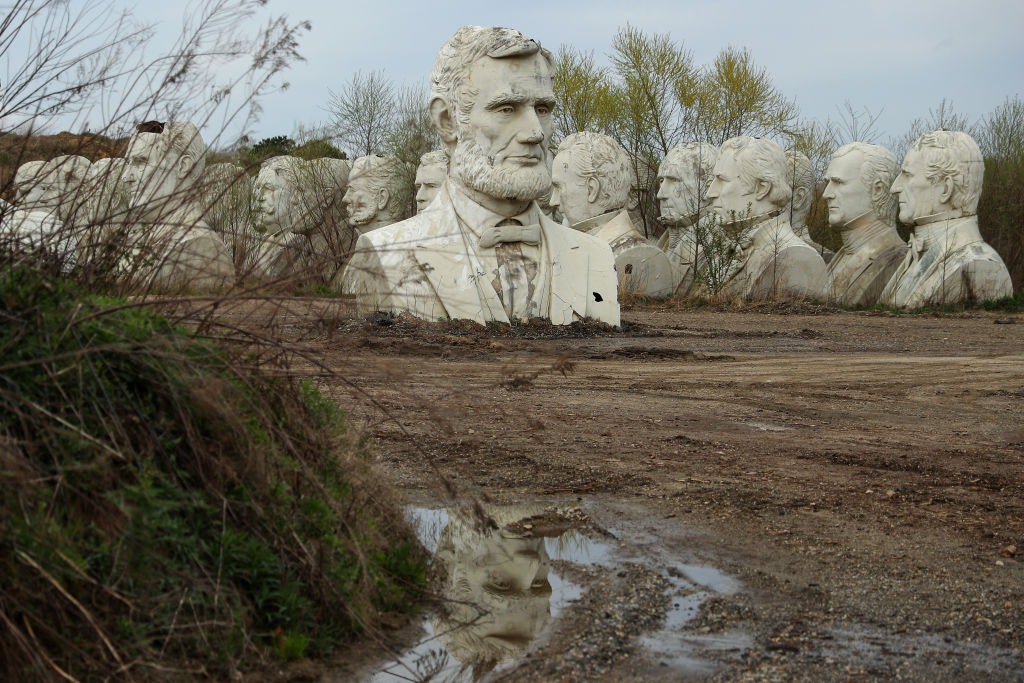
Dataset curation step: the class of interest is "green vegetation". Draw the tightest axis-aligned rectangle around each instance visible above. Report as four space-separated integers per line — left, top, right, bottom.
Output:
0 265 427 680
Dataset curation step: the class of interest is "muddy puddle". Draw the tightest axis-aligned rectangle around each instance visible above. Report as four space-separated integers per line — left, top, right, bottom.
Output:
361 502 749 682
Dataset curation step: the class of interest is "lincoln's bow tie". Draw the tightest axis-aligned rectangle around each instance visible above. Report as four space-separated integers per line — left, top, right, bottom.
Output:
478 221 542 249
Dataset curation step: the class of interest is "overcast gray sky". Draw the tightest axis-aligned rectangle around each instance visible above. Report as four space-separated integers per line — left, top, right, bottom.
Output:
9 0 1024 150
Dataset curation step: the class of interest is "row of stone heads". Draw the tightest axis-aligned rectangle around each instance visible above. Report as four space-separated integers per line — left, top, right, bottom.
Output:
0 120 435 290
0 121 368 290
0 22 1014 309
636 130 1011 308
4 134 348 235
345 128 1014 311
336 25 1012 326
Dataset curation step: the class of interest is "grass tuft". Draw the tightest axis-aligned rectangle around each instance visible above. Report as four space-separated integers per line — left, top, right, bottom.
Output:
0 264 427 681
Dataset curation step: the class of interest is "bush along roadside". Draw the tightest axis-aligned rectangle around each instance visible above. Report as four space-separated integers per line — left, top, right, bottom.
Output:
0 265 427 680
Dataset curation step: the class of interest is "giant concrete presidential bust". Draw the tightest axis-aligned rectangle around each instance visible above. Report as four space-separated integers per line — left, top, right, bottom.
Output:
707 136 826 301
550 131 672 297
415 149 449 213
823 142 908 307
655 141 718 297
1 156 86 271
880 130 1012 307
340 26 619 325
121 121 234 293
343 155 406 234
785 149 832 261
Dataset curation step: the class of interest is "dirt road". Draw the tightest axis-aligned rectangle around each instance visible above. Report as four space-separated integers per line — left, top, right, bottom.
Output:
227 299 1024 681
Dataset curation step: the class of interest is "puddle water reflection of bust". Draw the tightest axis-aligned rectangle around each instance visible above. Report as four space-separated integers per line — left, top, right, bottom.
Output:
431 508 552 677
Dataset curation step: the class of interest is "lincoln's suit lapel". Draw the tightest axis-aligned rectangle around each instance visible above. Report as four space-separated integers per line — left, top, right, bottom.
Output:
414 187 510 324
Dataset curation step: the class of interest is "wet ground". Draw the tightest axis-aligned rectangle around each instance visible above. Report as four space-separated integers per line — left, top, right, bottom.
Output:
212 298 1024 682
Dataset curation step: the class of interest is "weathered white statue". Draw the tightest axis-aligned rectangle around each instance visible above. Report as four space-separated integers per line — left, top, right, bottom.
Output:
706 136 827 301
785 149 833 261
655 141 718 297
1 156 88 270
253 155 353 285
431 505 551 676
341 26 619 325
550 132 672 297
12 160 46 204
121 121 234 293
29 155 92 221
415 150 448 213
823 143 908 307
251 155 307 278
77 157 132 263
342 155 406 234
880 130 1012 307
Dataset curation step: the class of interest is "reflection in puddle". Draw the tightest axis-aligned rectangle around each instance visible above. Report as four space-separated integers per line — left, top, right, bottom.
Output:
367 505 744 682
369 506 611 682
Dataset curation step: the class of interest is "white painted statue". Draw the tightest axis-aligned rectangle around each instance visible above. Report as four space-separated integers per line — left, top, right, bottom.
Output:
550 131 673 297
1 156 88 271
251 155 307 279
341 26 619 326
415 150 449 213
655 141 718 297
121 121 234 293
706 136 827 301
13 160 46 204
342 155 406 234
880 130 1012 307
25 155 92 220
823 142 908 307
77 157 132 264
254 155 354 285
785 149 833 262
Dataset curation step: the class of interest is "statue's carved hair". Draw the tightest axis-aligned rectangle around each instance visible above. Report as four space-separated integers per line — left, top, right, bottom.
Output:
430 25 554 124
719 136 792 208
556 131 632 212
910 130 984 215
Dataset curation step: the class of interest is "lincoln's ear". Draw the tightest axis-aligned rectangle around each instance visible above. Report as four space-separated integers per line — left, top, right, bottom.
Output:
430 97 457 147
938 175 955 204
586 176 601 204
754 179 771 201
377 187 390 211
176 154 194 180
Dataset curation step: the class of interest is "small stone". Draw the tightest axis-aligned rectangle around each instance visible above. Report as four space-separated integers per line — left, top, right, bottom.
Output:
999 544 1016 558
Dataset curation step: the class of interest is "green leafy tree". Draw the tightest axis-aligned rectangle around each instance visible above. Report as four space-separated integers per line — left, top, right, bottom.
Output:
976 96 1024 290
551 45 622 146
692 46 799 146
608 25 698 235
246 134 296 164
294 137 344 160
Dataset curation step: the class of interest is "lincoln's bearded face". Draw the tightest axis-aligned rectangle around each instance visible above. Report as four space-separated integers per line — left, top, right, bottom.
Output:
450 127 552 203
